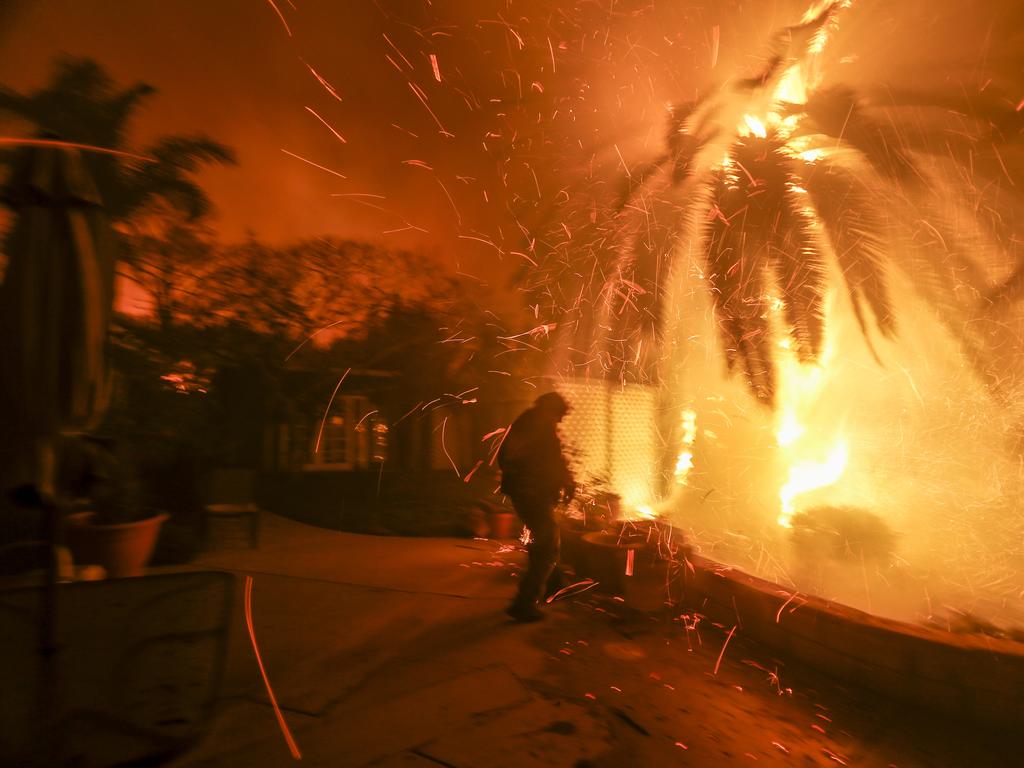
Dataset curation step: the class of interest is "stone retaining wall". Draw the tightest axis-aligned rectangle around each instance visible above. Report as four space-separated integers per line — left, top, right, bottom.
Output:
569 528 1024 728
679 553 1024 728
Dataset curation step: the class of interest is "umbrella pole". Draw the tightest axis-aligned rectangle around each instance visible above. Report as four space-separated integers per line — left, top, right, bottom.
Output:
37 439 61 763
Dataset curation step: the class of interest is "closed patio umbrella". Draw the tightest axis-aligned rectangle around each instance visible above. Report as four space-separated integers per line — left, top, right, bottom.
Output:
0 141 117 758
1 143 115 470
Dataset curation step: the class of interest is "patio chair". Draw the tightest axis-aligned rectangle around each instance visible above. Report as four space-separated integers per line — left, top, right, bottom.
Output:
202 469 262 549
0 570 234 767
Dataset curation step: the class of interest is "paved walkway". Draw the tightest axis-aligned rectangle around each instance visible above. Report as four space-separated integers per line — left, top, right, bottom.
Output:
168 513 1014 767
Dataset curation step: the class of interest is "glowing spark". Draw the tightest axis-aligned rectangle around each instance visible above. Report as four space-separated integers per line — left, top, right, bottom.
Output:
481 427 507 442
304 106 347 144
355 410 379 430
281 148 347 179
382 222 429 235
775 591 805 622
478 19 524 49
263 0 292 37
441 416 460 477
489 423 512 466
457 234 502 252
300 58 343 102
546 579 599 603
625 548 635 576
462 459 484 483
244 576 302 760
407 81 452 136
713 625 737 675
382 33 414 70
436 177 462 225
285 318 353 361
429 53 442 82
511 251 538 267
990 142 1015 187
613 144 631 178
823 748 849 764
314 368 351 454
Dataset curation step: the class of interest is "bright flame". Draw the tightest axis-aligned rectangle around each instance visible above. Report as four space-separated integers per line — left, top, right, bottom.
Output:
634 504 658 520
778 442 848 527
776 413 804 447
728 2 849 148
772 294 849 527
674 408 698 485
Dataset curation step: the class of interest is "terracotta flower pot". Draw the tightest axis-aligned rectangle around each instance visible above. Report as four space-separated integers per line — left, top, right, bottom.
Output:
487 510 520 540
64 511 169 578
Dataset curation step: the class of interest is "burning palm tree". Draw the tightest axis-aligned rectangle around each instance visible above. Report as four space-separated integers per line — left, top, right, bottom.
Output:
591 0 1022 406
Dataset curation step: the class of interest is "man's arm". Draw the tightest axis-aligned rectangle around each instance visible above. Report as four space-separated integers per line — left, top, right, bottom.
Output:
555 435 575 502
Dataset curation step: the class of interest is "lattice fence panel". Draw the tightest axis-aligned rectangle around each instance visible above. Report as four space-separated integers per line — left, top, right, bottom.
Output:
556 381 659 510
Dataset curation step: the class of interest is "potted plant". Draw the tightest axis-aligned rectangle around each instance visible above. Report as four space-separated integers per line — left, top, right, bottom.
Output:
478 499 519 540
557 476 615 577
61 436 168 578
568 475 621 532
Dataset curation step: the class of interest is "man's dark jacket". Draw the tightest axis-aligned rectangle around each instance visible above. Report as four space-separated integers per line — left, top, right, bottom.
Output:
498 407 572 499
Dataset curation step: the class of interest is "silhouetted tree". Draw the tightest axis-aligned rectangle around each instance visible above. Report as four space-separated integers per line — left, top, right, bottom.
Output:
0 56 235 223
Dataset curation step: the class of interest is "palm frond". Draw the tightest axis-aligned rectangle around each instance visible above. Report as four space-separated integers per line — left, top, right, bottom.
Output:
145 136 237 172
797 86 921 185
104 82 157 137
119 135 236 220
987 262 1024 309
874 86 1024 144
702 138 790 405
773 180 827 363
0 85 29 118
736 1 840 93
609 171 696 334
49 56 111 93
616 101 704 207
802 161 895 345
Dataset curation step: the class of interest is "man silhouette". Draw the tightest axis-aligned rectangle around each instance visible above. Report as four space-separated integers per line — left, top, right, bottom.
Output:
498 392 575 622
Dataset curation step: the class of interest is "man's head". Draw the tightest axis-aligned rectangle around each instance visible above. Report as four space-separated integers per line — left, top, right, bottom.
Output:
534 391 570 423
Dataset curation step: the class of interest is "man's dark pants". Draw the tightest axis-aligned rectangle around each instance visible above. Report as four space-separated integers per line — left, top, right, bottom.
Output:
508 493 561 608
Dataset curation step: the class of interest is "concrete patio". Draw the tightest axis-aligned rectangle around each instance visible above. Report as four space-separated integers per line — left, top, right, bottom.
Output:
166 512 1015 767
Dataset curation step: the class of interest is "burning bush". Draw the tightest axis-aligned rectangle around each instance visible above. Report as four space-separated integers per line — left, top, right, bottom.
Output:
790 505 896 564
